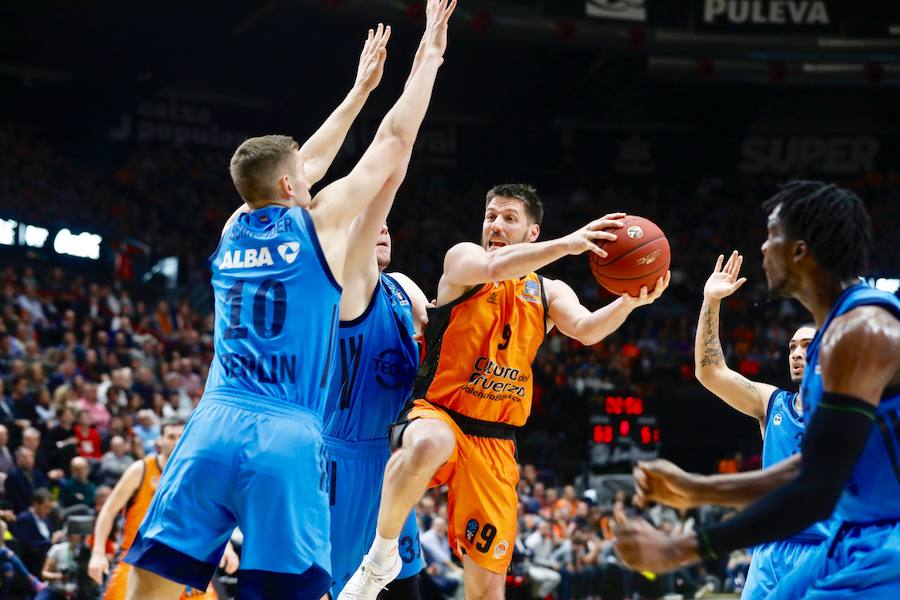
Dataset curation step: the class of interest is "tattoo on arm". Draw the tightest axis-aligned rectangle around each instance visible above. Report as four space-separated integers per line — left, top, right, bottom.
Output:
734 374 758 397
699 304 725 367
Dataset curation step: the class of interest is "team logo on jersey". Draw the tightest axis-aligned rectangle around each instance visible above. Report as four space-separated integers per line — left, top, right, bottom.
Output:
219 247 274 269
773 413 783 426
493 540 509 559
277 241 300 264
487 291 499 305
465 519 479 543
519 279 541 304
373 348 417 390
627 225 644 239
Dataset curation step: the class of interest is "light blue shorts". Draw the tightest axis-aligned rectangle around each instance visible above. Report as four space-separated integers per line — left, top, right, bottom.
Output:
326 436 423 597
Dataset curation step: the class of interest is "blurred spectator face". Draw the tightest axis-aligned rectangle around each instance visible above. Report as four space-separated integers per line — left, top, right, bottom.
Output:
418 496 435 516
114 331 127 348
84 383 97 403
78 410 93 429
34 496 53 518
523 463 537 483
576 501 589 518
97 331 109 346
59 408 75 428
546 488 559 505
0 425 8 446
23 428 40 451
539 522 551 537
95 485 112 512
138 367 153 385
158 424 184 458
533 481 545 498
481 196 540 252
16 447 35 470
108 416 124 434
787 325 816 383
110 436 126 456
66 532 84 547
70 457 89 481
431 516 447 537
614 490 626 504
13 377 28 397
563 485 576 502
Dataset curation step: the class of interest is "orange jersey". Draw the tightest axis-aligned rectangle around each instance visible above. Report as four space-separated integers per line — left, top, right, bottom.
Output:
414 273 547 426
121 455 162 552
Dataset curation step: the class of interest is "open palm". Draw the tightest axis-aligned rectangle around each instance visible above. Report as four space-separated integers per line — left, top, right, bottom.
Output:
704 250 747 300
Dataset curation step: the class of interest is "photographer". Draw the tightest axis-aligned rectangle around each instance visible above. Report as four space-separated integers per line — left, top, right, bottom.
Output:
37 528 90 600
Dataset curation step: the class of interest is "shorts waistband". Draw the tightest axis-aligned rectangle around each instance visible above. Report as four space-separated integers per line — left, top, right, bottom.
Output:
431 403 518 441
202 391 322 424
324 436 390 457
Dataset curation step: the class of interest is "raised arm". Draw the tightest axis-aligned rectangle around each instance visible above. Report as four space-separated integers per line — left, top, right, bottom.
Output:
615 306 900 573
88 460 144 584
544 273 668 345
299 25 392 186
695 252 773 423
311 0 456 234
438 214 624 302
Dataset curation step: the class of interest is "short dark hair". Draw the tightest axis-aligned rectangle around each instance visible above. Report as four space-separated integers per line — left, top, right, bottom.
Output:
229 135 299 205
762 181 872 279
485 183 544 225
161 417 186 435
32 488 53 505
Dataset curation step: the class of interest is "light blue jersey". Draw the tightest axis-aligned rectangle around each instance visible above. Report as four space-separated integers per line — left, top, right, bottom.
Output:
762 389 833 543
800 282 900 523
126 206 341 598
324 274 424 596
771 282 900 599
206 206 341 414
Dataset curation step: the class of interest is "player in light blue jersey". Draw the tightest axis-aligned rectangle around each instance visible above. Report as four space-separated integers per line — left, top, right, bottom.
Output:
125 8 454 599
324 21 437 598
616 181 900 599
694 251 827 599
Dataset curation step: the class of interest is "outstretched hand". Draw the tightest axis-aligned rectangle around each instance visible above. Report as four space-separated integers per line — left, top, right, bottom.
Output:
633 459 698 510
354 23 391 93
563 213 626 257
704 250 747 300
422 0 457 59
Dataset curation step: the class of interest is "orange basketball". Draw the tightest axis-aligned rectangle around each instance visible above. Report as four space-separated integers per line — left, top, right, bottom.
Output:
589 215 670 297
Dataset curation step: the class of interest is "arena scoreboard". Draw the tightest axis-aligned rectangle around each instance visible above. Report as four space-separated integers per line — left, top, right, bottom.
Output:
589 394 661 467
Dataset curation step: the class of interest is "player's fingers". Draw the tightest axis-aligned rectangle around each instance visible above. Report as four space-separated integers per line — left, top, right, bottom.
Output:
639 285 649 302
591 217 624 230
713 253 724 273
588 229 617 243
444 0 458 20
381 24 392 46
734 253 744 277
601 212 626 221
588 242 608 258
731 277 748 292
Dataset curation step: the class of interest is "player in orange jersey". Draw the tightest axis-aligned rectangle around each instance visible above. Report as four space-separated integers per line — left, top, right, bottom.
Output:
87 419 239 599
339 184 669 600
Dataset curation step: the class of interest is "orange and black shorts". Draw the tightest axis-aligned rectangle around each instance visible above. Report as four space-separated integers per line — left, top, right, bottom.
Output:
398 399 520 573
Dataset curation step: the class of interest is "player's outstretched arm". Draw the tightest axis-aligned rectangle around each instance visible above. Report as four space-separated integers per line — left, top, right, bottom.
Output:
300 24 392 186
544 272 669 346
312 0 456 234
615 307 900 574
695 251 772 422
87 460 145 584
440 214 625 294
633 455 800 510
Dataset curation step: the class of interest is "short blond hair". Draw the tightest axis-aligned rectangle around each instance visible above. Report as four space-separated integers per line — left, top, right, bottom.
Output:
229 135 299 205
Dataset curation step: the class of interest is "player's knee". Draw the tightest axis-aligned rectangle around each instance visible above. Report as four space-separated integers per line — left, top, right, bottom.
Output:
406 433 453 472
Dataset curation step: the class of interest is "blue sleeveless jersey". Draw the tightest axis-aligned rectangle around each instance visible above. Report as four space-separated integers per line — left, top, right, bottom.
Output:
206 206 341 416
323 274 419 441
801 282 900 523
763 389 832 542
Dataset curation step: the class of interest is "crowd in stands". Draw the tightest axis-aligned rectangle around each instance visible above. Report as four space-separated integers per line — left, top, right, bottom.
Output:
1 123 898 598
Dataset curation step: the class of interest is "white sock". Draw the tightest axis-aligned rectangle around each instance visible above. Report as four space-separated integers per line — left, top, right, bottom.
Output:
368 534 398 571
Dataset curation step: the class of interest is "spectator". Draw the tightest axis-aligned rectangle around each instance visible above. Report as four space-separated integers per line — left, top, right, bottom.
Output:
13 489 57 577
0 424 14 476
58 457 96 510
419 516 464 600
0 519 46 597
76 383 110 434
37 529 86 600
22 427 55 476
132 409 159 456
72 411 102 460
47 407 77 471
98 436 134 487
523 520 563 598
5 447 50 514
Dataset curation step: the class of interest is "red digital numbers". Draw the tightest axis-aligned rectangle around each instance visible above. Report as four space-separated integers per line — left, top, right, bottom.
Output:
619 420 630 437
593 425 614 444
605 396 644 416
639 426 661 445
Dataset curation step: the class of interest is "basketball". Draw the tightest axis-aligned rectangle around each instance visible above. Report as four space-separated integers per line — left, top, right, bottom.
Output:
589 215 670 297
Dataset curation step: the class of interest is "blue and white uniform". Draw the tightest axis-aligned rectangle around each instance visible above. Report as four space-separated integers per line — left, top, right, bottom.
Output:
126 206 340 596
771 283 900 599
741 389 833 599
324 274 424 597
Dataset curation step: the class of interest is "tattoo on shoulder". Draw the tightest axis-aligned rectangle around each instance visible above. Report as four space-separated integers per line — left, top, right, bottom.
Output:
699 304 724 367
